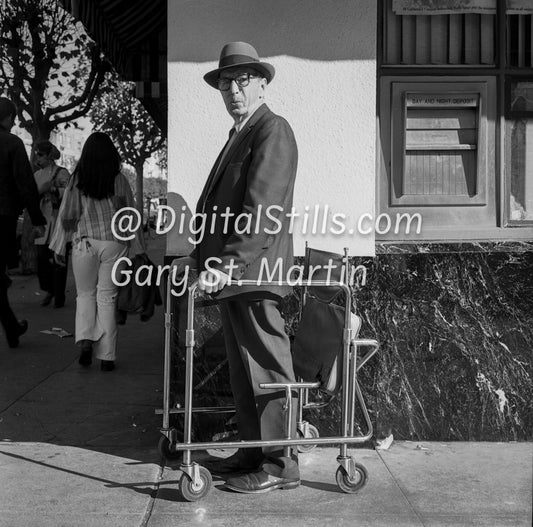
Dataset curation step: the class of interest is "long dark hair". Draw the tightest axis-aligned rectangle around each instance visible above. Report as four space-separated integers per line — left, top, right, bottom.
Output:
75 132 121 199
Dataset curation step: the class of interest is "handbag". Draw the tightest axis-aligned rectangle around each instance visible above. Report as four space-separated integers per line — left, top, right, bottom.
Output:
117 254 162 322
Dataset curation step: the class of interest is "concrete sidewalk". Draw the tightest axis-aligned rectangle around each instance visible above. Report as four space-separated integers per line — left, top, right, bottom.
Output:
0 235 531 526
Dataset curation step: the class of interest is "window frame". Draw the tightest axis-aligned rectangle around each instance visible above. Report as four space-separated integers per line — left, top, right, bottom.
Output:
390 82 488 207
377 0 533 239
503 75 533 226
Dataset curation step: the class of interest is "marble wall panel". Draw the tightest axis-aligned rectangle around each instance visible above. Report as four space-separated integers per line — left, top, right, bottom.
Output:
168 245 533 441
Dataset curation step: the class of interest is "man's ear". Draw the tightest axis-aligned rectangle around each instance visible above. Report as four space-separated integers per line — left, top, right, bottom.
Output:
259 78 267 98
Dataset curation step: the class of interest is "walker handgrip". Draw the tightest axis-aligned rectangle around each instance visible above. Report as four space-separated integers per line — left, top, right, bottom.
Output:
189 278 351 294
259 381 321 391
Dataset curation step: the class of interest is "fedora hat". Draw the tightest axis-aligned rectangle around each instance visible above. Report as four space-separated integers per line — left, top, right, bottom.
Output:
204 42 275 89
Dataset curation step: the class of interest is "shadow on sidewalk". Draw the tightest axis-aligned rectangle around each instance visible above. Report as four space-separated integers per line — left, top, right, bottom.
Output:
0 234 169 466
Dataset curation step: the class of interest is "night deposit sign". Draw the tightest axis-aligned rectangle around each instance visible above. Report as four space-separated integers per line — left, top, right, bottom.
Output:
406 93 479 107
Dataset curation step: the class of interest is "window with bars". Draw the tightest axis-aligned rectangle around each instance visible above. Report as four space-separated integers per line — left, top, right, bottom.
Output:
507 15 533 67
382 0 496 66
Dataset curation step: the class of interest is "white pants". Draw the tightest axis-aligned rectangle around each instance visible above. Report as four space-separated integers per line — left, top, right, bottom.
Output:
72 238 127 361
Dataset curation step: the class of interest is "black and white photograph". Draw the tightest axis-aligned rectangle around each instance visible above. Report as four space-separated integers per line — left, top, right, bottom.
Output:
0 1 531 526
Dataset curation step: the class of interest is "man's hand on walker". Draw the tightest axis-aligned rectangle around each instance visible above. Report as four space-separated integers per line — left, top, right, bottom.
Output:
198 269 231 294
171 256 196 277
54 253 66 267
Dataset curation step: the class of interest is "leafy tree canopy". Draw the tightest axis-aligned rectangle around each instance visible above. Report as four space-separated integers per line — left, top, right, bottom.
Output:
0 0 109 143
90 72 166 169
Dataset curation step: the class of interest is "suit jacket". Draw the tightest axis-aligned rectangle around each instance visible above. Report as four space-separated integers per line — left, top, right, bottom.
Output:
195 104 298 299
0 124 45 224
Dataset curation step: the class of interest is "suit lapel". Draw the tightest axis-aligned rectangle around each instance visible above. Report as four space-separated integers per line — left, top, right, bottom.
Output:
204 104 270 202
198 141 230 211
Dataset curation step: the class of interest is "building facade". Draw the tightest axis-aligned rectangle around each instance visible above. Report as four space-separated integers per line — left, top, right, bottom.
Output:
165 0 532 441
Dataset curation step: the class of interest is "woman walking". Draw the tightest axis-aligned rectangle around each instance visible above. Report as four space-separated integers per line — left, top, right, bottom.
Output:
50 132 145 371
33 140 70 308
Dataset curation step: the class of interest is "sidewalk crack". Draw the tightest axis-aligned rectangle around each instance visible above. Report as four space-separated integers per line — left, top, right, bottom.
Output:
139 458 166 527
376 449 426 527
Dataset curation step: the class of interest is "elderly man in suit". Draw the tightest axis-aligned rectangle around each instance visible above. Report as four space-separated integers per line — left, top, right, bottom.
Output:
177 42 299 493
0 97 46 349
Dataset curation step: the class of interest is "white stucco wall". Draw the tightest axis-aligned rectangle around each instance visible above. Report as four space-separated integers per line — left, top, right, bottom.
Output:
167 0 376 256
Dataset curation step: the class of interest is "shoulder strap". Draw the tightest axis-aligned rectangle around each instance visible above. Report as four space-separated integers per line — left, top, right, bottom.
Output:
51 165 61 182
60 174 83 230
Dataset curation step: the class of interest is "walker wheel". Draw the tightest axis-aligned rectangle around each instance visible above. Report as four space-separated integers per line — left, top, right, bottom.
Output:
297 423 319 453
178 466 212 502
158 435 181 460
335 462 367 493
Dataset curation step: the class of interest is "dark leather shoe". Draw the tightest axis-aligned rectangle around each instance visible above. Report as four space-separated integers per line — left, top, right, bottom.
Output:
225 470 300 494
100 360 115 372
7 319 28 349
203 452 261 474
78 342 93 366
18 319 28 336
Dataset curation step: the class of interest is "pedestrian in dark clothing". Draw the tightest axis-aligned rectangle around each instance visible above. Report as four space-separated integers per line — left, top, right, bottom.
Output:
0 97 46 348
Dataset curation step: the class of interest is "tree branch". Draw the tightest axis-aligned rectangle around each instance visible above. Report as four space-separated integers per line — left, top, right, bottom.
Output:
45 45 106 119
49 62 107 125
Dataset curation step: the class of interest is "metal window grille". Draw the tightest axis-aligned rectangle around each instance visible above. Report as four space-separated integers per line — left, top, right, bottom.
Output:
382 0 496 66
507 14 533 67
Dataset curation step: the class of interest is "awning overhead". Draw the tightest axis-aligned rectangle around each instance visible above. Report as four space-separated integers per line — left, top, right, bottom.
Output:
60 0 167 133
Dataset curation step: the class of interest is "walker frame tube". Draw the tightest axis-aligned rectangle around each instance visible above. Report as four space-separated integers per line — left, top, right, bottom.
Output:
161 274 173 432
159 275 378 471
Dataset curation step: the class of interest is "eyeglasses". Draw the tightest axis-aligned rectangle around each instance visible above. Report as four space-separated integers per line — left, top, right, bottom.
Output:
217 73 258 91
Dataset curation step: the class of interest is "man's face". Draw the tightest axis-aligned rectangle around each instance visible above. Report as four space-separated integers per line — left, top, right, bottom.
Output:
218 67 266 122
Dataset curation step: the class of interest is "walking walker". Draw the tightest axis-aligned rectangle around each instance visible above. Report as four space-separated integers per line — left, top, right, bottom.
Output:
156 246 379 501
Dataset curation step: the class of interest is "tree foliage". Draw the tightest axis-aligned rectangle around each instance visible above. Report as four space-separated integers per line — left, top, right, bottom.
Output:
0 0 109 143
154 144 168 174
122 166 167 199
90 73 166 169
90 73 166 211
